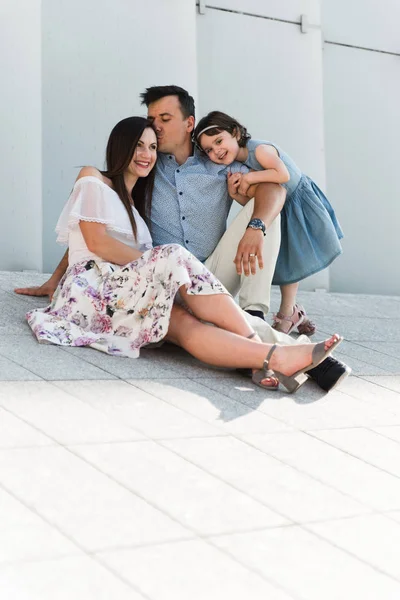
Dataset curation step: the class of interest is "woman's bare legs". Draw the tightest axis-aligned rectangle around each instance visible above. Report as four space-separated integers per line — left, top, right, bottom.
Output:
179 287 254 338
165 305 339 377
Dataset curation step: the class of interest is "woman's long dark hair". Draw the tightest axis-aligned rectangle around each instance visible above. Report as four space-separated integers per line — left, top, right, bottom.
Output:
101 116 156 239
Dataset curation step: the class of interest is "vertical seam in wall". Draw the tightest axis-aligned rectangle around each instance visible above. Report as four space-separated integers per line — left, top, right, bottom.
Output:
40 0 44 272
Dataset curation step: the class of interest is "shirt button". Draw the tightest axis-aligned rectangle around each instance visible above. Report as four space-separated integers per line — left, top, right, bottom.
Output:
185 240 189 244
176 169 180 173
169 155 172 159
179 192 183 195
182 216 185 220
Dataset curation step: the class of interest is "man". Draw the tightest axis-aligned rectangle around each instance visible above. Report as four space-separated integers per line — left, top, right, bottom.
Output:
15 85 350 390
143 85 283 321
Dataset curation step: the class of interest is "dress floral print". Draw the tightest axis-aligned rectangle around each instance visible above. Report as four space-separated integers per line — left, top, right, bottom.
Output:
27 194 228 358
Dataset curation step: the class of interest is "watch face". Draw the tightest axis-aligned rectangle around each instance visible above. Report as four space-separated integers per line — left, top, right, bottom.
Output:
249 219 265 229
247 218 266 234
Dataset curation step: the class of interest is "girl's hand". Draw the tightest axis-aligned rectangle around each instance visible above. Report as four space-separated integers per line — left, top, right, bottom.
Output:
227 171 242 198
238 174 251 197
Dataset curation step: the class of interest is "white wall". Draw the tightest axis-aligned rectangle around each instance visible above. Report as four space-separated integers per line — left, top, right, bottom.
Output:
42 0 198 271
322 0 400 53
322 0 400 294
196 1 329 290
204 0 320 23
0 0 42 271
2 0 398 297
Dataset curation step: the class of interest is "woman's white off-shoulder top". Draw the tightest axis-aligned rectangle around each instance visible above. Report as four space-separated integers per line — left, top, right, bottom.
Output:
55 176 153 265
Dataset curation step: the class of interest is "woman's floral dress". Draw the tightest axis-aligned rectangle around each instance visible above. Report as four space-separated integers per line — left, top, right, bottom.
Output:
27 176 228 358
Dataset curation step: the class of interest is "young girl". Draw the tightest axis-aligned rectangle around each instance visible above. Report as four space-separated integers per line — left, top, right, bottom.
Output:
194 111 344 336
25 116 344 393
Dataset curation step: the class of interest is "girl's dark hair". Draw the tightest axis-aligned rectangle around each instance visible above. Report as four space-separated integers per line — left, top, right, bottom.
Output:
193 111 251 149
101 116 156 239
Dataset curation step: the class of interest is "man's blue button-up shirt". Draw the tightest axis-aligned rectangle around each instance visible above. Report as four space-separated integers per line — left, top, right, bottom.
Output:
150 149 248 262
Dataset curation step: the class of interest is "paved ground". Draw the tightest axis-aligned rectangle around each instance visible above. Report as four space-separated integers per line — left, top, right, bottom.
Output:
1 270 400 599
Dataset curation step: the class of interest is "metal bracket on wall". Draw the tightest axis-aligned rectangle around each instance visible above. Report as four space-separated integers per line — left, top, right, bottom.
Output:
197 0 206 15
300 14 320 34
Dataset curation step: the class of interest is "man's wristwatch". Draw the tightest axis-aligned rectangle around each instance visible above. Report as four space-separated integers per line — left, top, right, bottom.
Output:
247 218 266 236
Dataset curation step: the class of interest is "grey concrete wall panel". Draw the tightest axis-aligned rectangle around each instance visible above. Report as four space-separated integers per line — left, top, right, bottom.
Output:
200 0 321 24
322 0 400 54
41 0 198 272
324 44 400 294
0 0 42 271
197 6 328 290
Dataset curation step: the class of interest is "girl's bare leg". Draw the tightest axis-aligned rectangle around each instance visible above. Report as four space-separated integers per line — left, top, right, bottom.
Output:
165 305 338 376
279 282 299 316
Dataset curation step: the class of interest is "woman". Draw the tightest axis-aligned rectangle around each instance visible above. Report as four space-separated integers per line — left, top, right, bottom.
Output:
27 117 342 393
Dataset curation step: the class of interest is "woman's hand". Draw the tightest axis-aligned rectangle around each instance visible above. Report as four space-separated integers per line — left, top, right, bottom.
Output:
14 278 58 301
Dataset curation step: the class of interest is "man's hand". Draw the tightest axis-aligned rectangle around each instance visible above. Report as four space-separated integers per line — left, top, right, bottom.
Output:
234 228 264 276
14 278 58 301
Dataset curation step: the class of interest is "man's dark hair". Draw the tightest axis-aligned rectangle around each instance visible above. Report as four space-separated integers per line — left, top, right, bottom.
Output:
140 85 195 119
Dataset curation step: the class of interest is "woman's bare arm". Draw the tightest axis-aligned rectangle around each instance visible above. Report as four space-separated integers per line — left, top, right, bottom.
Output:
79 221 143 265
14 250 69 300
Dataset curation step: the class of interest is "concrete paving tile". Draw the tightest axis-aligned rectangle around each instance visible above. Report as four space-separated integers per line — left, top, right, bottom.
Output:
358 341 400 358
316 316 400 342
142 347 235 379
372 425 400 444
197 374 329 409
0 335 117 380
3 291 49 308
0 555 145 600
333 353 391 376
73 440 288 535
0 405 53 448
385 511 400 524
307 514 400 581
241 431 400 510
0 382 144 445
337 376 400 417
0 487 82 564
0 446 192 551
129 378 293 434
0 270 51 293
54 380 226 439
311 427 400 478
362 375 400 394
0 354 42 381
335 340 400 374
60 345 184 379
98 539 293 600
294 291 400 319
0 300 37 336
211 526 400 600
197 377 400 429
162 436 369 523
